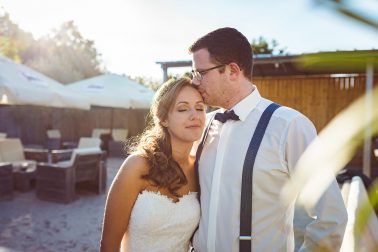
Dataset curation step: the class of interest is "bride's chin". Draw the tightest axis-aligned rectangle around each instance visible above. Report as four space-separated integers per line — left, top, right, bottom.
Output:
190 132 204 141
180 135 202 143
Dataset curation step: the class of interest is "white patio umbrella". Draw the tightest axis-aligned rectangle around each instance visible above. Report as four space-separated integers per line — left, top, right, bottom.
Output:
66 73 154 109
67 73 155 131
0 55 90 110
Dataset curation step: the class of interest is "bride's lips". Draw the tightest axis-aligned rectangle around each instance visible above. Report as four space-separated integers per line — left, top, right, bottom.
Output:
186 124 201 129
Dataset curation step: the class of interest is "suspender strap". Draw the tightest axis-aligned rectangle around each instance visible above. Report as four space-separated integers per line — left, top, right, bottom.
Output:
194 114 215 202
239 103 281 252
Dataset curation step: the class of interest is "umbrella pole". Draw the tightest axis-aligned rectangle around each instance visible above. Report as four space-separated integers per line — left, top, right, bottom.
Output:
110 108 114 134
362 62 373 177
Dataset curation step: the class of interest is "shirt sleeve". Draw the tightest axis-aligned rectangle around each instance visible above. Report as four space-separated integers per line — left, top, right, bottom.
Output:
284 115 317 174
284 115 348 251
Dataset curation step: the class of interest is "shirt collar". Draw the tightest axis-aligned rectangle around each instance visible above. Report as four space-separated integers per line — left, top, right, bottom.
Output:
229 85 261 122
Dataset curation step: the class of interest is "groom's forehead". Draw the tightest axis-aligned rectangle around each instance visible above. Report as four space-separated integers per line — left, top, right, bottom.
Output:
192 49 212 66
192 62 215 73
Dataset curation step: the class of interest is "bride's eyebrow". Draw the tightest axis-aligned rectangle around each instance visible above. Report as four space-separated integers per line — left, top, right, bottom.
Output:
176 101 204 105
176 101 189 105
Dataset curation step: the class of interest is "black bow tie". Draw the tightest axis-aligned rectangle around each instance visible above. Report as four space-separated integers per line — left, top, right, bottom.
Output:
214 110 240 123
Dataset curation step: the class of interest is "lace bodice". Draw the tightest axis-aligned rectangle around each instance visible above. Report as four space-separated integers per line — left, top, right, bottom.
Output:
124 190 200 252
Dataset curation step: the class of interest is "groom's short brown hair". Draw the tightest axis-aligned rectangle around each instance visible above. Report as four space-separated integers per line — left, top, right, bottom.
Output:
189 27 253 81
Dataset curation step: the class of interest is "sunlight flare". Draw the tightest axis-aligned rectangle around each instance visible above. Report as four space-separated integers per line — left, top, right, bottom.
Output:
281 86 378 208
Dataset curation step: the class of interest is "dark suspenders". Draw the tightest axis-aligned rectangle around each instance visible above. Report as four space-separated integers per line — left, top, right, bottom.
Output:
194 103 280 252
239 103 281 252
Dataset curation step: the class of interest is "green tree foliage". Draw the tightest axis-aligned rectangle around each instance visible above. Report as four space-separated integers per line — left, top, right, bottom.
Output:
0 12 104 83
26 21 104 83
0 36 19 61
251 36 286 55
0 12 34 62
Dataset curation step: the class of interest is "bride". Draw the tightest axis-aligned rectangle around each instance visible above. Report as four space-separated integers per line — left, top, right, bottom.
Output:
100 77 206 252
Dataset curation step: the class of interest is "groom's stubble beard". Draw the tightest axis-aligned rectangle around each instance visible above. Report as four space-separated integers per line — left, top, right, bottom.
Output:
194 83 221 108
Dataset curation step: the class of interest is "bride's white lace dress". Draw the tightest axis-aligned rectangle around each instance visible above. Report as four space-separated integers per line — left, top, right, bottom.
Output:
124 190 200 252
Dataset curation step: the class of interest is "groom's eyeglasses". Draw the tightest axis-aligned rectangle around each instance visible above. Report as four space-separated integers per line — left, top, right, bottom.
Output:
191 64 226 81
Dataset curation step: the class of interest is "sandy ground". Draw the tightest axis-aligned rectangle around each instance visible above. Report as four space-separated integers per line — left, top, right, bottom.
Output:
0 157 124 252
0 157 313 252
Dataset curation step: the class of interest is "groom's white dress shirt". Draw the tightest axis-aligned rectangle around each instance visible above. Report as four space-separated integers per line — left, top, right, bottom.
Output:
193 87 348 252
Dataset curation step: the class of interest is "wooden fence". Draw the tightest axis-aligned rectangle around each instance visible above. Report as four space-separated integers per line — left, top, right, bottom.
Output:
0 106 150 145
254 74 378 169
0 74 377 170
255 75 377 131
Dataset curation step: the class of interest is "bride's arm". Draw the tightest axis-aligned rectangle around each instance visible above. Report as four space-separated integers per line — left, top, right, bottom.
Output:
100 154 149 252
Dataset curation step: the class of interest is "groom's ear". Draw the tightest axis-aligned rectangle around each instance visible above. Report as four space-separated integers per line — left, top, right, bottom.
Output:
228 63 241 81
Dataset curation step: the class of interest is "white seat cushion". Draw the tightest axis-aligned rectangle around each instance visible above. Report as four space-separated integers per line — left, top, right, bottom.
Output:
0 138 25 162
78 137 101 149
92 128 110 138
112 129 128 141
57 147 102 167
12 160 37 170
47 129 61 139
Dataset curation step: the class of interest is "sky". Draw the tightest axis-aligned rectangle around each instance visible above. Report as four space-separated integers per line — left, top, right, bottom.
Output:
1 0 377 82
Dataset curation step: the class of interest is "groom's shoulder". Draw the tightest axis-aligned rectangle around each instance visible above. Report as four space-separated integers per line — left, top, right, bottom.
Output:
261 98 311 123
259 99 316 135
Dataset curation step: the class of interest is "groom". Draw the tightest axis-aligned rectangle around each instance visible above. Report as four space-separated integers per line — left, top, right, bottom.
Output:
189 27 347 252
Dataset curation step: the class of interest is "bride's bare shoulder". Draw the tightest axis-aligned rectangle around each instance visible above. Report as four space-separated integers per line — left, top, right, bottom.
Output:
113 153 150 188
119 153 149 175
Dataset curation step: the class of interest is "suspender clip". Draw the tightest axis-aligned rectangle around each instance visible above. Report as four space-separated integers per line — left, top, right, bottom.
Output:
239 236 252 240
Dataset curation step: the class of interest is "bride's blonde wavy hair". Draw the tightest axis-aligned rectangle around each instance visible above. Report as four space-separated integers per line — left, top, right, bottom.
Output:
128 77 193 197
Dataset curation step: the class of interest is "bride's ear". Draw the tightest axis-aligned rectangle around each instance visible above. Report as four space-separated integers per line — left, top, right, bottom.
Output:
160 119 168 127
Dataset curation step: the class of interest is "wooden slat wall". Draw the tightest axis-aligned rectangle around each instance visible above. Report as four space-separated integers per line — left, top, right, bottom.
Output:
254 75 378 169
0 75 376 168
0 106 149 145
254 75 377 132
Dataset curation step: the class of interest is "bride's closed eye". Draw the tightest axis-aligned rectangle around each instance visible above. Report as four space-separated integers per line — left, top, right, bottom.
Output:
177 106 188 112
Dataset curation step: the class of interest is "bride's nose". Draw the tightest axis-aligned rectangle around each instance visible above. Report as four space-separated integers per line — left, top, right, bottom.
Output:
189 108 199 120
